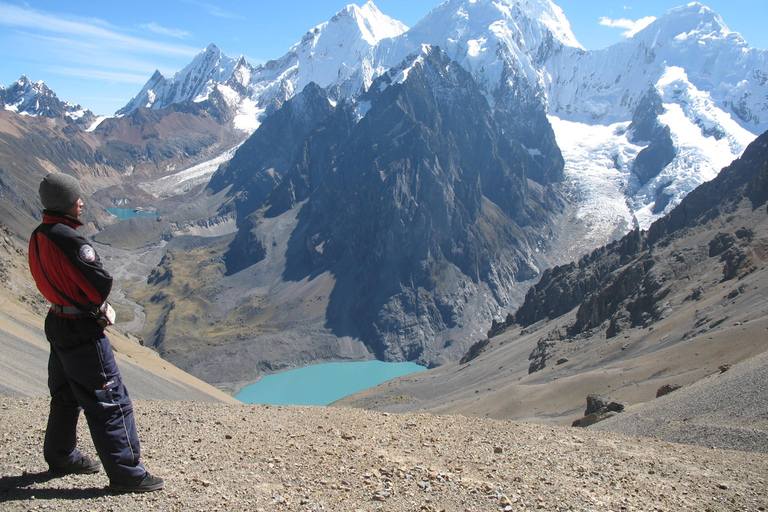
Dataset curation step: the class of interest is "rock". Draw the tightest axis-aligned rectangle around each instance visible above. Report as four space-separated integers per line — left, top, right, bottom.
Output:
628 87 676 185
656 384 682 398
573 394 626 428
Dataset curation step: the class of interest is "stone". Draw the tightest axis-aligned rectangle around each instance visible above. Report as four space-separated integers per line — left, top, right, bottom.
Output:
656 384 682 398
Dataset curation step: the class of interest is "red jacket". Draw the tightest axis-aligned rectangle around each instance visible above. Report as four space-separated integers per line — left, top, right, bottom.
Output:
29 211 112 315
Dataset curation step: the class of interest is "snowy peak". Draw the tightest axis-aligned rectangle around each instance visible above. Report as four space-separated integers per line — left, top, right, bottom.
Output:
292 2 408 58
3 75 58 115
118 3 408 119
286 2 408 94
331 1 409 45
118 43 242 115
505 0 581 49
631 2 743 49
1 75 95 126
171 43 241 103
409 0 581 50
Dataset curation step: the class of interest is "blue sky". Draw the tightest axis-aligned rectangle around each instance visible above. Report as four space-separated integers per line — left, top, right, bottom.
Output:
1 0 766 116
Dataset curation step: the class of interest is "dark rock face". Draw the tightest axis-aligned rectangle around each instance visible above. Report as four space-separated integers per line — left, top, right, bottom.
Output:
295 48 558 363
209 83 337 221
633 125 676 186
629 86 665 143
219 47 563 365
629 87 676 186
211 83 341 274
490 68 564 186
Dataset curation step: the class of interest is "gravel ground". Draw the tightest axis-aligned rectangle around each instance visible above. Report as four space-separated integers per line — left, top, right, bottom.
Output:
1 397 767 511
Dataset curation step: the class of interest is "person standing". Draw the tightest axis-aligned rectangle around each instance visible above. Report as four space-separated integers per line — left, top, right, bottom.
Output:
28 172 164 493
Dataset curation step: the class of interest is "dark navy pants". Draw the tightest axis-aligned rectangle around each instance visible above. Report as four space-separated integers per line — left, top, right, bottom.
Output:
45 313 147 484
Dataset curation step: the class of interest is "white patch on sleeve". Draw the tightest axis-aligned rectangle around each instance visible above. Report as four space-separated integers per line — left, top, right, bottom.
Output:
79 244 96 263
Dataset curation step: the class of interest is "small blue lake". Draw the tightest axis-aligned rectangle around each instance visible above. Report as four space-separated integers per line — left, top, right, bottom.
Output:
107 208 158 220
235 360 426 406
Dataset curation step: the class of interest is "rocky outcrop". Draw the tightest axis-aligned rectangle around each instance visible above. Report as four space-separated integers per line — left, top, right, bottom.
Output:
572 394 626 427
656 384 682 398
629 87 677 186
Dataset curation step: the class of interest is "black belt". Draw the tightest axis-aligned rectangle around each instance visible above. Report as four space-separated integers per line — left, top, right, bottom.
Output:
50 304 87 315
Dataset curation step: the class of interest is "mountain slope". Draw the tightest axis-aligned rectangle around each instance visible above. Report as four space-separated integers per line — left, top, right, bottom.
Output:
336 129 768 438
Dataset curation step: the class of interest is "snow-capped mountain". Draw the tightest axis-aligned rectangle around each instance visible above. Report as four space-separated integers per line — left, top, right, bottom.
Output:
377 0 581 94
150 44 561 374
1 75 96 128
545 3 767 132
117 0 766 242
371 0 578 182
116 44 250 117
118 2 408 132
538 2 765 241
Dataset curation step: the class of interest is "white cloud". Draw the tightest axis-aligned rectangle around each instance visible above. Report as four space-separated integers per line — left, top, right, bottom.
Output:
45 65 153 85
0 2 199 58
599 15 657 38
141 23 191 39
179 0 244 19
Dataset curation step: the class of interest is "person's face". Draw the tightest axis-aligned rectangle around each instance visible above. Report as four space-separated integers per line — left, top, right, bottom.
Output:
65 198 84 220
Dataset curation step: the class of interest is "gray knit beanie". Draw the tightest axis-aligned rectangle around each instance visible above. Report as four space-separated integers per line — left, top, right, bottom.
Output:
39 173 82 212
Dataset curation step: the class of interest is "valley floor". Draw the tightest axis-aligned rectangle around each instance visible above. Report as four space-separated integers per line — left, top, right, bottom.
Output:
1 396 766 511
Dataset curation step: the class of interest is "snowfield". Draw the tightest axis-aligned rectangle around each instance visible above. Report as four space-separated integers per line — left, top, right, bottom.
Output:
138 144 242 198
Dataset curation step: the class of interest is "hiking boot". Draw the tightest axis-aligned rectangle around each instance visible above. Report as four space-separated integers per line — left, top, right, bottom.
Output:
109 473 165 493
49 455 102 475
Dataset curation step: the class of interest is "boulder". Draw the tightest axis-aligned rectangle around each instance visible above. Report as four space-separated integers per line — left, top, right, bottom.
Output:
572 394 626 427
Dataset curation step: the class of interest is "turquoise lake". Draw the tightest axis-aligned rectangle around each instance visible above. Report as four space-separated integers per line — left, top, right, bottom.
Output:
107 208 158 219
235 360 426 406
